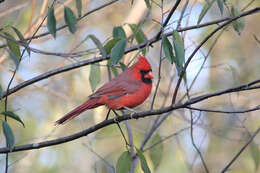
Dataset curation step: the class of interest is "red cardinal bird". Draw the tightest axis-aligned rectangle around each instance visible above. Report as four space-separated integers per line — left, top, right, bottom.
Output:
56 56 153 124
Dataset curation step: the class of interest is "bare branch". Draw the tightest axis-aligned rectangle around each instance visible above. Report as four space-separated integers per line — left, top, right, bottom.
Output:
190 112 209 173
155 0 182 39
172 7 260 104
186 105 260 114
0 79 259 153
2 7 259 99
221 126 260 173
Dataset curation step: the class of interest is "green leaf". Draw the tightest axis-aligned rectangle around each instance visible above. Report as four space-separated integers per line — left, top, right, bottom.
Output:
64 6 77 33
76 0 82 17
113 26 126 39
86 34 107 57
4 32 20 66
47 7 57 38
128 24 147 55
250 142 260 171
104 38 121 54
217 0 224 15
119 62 127 71
231 6 245 35
107 60 118 76
89 63 101 91
197 0 216 24
1 111 25 127
144 0 151 9
12 27 31 57
162 36 174 64
148 134 163 170
110 39 126 64
116 151 131 173
4 32 21 58
2 121 15 150
173 30 185 76
136 148 151 173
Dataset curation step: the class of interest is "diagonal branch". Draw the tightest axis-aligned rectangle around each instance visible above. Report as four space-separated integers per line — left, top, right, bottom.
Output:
2 7 259 99
171 7 260 104
155 0 182 39
186 105 260 114
221 126 260 173
0 79 259 153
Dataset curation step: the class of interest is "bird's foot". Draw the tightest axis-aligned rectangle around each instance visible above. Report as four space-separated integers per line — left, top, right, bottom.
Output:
113 116 119 123
123 107 137 119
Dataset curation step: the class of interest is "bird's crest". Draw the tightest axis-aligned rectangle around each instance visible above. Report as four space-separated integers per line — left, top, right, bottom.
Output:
136 56 152 71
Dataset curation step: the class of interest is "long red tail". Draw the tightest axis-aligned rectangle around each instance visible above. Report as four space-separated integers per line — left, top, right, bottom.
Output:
55 98 101 125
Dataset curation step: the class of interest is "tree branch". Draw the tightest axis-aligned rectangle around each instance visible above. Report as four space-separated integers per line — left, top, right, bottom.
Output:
172 7 260 104
2 7 259 99
221 126 260 173
0 79 259 153
186 105 260 114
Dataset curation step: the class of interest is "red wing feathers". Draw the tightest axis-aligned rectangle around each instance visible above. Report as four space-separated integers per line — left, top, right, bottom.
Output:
89 71 141 99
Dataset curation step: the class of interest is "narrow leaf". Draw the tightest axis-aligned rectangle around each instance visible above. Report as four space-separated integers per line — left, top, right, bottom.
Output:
64 6 77 33
144 0 151 9
2 121 15 150
231 6 245 35
149 134 163 169
107 60 118 76
12 27 31 57
47 7 57 38
4 32 20 66
87 34 107 57
197 0 216 24
119 62 127 71
173 30 185 76
104 38 121 54
1 111 25 127
113 26 126 39
136 148 151 173
162 36 174 64
110 39 126 64
116 151 131 173
250 142 260 171
217 0 224 15
76 0 82 17
128 24 147 55
89 63 101 91
4 32 21 58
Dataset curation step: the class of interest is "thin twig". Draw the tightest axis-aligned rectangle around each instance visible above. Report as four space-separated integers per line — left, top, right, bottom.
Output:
143 127 189 151
176 0 189 29
186 105 260 114
221 126 260 173
2 7 259 100
0 79 259 153
155 0 182 39
3 1 56 172
171 7 260 104
150 0 164 109
190 110 209 173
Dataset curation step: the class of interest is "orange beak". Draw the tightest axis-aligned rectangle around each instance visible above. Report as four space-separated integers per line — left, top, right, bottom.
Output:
144 71 154 79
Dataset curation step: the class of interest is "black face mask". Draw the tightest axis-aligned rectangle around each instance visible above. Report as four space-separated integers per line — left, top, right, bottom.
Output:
140 70 152 84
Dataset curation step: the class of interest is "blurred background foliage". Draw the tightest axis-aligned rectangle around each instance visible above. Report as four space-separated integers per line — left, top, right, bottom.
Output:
0 0 260 172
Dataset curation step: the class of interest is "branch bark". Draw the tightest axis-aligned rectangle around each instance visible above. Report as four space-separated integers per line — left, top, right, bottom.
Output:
0 79 259 153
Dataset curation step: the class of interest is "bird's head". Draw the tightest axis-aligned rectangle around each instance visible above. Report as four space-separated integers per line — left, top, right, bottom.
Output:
131 56 154 84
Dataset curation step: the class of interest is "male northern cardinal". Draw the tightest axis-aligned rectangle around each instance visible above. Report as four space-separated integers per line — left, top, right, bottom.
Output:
56 56 153 124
